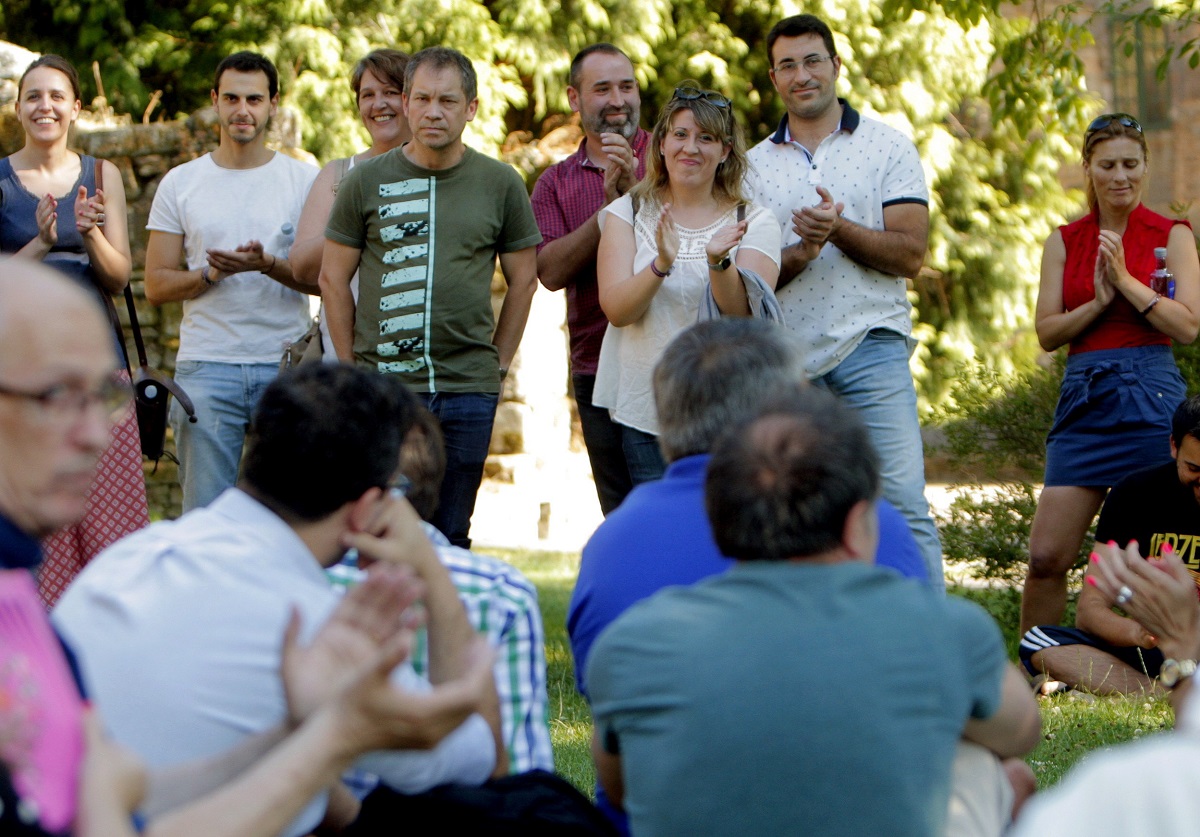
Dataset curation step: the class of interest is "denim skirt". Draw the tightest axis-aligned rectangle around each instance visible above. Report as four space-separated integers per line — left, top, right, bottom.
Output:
1044 345 1185 488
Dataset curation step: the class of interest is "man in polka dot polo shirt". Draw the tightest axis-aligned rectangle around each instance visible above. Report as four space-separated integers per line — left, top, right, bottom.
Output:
746 12 943 589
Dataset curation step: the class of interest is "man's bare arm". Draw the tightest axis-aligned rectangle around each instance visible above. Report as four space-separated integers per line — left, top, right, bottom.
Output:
140 726 289 819
591 728 624 810
826 201 928 279
341 495 507 775
777 240 823 290
536 133 636 291
205 241 313 296
777 185 839 289
147 630 493 837
537 215 603 291
961 665 1041 759
144 231 213 305
494 247 539 371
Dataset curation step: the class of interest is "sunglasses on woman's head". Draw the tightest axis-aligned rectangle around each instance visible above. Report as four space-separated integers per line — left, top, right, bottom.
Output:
1085 113 1143 139
672 87 731 109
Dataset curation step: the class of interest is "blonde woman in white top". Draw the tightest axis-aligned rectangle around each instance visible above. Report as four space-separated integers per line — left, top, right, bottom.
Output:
595 83 782 483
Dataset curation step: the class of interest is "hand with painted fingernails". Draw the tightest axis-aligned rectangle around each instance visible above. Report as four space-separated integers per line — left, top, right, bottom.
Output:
1088 540 1200 661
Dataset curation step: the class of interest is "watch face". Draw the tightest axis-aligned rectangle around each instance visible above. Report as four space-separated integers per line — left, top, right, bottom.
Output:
1161 659 1197 688
1162 659 1180 687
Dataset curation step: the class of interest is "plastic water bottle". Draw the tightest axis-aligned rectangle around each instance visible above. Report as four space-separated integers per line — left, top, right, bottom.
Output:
1150 247 1175 299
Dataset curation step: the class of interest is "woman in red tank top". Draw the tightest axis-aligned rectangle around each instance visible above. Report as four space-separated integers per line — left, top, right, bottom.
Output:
1020 114 1200 637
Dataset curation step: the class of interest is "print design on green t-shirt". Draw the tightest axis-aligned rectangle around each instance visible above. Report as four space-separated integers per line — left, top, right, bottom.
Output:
377 177 433 380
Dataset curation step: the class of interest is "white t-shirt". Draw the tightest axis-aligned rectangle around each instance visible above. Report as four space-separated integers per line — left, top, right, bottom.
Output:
147 152 318 363
593 195 781 435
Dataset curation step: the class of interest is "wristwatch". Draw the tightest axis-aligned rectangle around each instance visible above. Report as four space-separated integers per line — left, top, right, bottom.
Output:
1159 658 1198 689
708 254 732 272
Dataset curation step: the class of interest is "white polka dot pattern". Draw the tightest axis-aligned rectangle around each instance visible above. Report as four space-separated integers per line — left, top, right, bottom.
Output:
746 105 927 378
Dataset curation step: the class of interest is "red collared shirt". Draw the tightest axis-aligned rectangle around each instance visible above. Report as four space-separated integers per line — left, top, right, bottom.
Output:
531 129 650 375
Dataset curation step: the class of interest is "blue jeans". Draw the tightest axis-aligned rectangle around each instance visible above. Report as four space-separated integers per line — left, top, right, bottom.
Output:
574 374 633 516
169 361 278 513
815 329 944 589
618 423 667 487
418 392 499 549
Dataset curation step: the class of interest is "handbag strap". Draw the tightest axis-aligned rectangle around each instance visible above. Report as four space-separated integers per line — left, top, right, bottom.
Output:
94 159 151 370
90 157 134 377
123 285 150 368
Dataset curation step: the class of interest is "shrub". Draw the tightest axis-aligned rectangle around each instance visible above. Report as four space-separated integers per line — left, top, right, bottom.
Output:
1174 341 1200 394
932 355 1090 584
932 356 1062 480
939 482 1041 585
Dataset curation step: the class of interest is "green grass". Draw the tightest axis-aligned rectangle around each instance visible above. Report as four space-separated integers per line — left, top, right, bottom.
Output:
490 547 596 794
487 547 1175 797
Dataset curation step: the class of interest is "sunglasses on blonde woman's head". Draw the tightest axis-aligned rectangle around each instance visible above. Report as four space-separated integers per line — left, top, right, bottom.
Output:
1085 113 1143 140
672 86 731 109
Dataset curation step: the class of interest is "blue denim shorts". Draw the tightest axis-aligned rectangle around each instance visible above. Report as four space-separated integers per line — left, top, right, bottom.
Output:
1044 345 1185 488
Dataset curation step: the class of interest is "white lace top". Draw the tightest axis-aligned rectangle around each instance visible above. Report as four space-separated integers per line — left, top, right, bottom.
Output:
593 193 781 435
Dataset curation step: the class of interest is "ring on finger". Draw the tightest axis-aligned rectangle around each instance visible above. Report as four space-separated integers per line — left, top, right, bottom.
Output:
1116 585 1134 607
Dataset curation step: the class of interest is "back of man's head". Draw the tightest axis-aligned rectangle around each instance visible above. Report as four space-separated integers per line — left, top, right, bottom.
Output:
242 364 419 522
706 387 879 562
653 319 805 463
1171 394 1200 450
398 406 447 524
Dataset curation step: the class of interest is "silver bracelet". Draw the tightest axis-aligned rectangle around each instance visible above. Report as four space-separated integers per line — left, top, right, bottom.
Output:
1140 293 1161 317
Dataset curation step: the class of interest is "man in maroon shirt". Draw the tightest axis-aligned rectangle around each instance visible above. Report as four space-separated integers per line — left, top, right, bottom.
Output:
531 44 649 516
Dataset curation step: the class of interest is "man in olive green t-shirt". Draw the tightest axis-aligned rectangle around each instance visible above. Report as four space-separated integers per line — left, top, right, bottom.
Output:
319 46 541 547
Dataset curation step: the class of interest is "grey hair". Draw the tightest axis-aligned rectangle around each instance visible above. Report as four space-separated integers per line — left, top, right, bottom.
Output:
653 319 806 463
404 46 477 102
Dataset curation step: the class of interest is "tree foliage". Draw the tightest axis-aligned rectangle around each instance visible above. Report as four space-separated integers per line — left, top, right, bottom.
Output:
1 0 1125 404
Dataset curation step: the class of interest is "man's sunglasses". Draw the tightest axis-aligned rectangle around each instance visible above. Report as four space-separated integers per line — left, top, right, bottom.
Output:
1085 113 1143 139
672 86 731 109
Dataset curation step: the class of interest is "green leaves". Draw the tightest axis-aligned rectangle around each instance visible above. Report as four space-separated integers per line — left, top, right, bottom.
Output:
1 0 1135 407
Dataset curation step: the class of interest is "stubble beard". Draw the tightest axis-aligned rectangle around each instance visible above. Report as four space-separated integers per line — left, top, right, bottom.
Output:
226 117 269 145
585 105 639 140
